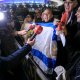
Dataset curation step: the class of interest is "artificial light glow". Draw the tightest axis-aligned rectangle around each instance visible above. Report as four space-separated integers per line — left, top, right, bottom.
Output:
0 12 4 21
50 0 64 6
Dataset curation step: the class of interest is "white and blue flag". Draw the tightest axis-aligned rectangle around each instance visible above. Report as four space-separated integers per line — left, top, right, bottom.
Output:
31 22 57 74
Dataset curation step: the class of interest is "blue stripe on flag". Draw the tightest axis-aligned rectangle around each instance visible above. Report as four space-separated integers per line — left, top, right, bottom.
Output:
31 49 56 68
36 22 56 28
52 29 57 40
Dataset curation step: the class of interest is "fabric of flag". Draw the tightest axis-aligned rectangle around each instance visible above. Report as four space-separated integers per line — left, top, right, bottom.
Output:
31 22 57 74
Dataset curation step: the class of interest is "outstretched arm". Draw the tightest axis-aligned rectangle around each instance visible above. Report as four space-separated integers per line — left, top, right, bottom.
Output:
0 39 35 70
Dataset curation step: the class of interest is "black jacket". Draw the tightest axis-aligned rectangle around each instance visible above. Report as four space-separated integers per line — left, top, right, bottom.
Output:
64 6 80 70
0 21 32 80
65 6 79 46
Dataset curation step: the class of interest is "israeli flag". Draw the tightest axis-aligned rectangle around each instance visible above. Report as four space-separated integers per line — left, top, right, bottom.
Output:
31 22 57 74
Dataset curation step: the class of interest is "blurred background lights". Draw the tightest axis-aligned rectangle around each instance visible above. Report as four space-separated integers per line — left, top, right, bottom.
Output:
0 12 4 20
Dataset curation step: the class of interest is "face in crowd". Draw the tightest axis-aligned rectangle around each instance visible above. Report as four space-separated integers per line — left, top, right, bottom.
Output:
64 0 78 12
75 7 80 22
35 9 41 18
25 15 33 22
42 8 53 22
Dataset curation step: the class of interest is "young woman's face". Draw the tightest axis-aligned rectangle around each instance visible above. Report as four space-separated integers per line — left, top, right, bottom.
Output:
64 0 77 12
75 7 80 22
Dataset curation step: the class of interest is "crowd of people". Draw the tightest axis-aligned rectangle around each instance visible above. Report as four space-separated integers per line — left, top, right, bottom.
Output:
0 0 80 80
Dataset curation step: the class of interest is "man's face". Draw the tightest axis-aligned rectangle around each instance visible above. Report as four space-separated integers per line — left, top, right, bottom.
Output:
42 9 53 22
64 0 77 12
75 7 80 22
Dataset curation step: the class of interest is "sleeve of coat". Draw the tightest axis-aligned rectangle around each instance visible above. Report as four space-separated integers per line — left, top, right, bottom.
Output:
0 44 31 70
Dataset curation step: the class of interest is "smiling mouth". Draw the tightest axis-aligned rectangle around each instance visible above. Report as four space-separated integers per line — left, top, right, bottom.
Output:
44 18 47 19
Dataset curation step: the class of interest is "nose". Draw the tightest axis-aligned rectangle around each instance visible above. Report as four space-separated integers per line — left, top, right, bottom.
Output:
67 2 70 5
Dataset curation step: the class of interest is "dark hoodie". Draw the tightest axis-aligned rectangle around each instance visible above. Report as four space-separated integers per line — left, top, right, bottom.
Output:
0 21 32 80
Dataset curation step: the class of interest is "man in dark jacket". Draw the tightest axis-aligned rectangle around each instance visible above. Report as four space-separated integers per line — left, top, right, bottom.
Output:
0 21 35 80
61 0 79 67
55 1 80 79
